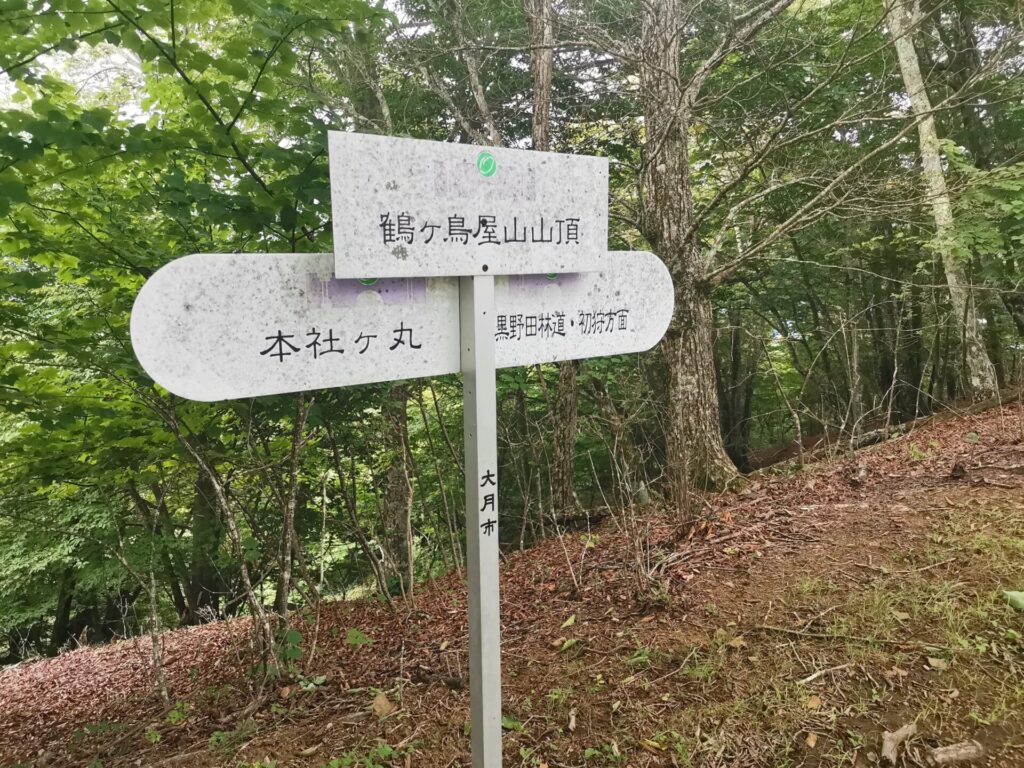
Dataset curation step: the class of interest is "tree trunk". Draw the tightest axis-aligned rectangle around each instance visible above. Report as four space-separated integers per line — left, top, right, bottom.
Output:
127 481 188 621
897 284 926 419
185 474 223 624
167 416 275 662
526 0 554 152
325 422 394 605
50 569 75 653
549 361 580 513
640 0 738 501
589 378 644 505
274 394 308 620
382 384 414 597
717 306 755 472
887 0 998 398
1002 291 1024 337
526 0 580 516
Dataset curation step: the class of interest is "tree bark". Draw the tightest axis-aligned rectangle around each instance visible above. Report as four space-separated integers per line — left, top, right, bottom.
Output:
50 569 76 653
274 394 308 620
526 0 580 516
325 422 394 605
164 412 275 663
639 0 738 501
185 474 223 624
382 384 414 597
589 378 643 504
887 0 998 398
127 481 188 621
717 306 755 471
526 0 554 153
550 361 580 513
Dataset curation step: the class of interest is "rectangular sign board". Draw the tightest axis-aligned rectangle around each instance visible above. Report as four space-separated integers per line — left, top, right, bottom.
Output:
130 252 672 402
329 132 609 279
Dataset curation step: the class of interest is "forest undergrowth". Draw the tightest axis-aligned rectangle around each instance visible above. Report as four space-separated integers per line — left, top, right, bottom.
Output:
1 403 1022 768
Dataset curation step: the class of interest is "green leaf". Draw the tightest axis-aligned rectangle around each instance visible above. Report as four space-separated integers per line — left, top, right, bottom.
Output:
1004 591 1024 612
501 716 524 732
0 180 29 206
346 628 373 646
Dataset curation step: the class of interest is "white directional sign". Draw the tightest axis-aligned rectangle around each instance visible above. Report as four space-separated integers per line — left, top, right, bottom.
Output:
133 132 671 768
130 251 673 401
329 132 608 279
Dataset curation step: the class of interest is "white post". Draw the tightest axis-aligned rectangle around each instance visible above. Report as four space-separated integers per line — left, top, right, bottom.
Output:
460 274 503 768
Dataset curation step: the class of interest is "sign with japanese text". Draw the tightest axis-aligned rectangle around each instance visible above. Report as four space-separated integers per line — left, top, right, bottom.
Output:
130 130 673 768
130 251 672 401
329 132 609 279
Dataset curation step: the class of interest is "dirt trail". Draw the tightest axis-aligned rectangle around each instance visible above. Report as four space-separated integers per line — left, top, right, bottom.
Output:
2 404 1022 767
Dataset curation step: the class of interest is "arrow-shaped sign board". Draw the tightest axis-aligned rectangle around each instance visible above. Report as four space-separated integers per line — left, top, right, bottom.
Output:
130 251 673 401
329 131 609 279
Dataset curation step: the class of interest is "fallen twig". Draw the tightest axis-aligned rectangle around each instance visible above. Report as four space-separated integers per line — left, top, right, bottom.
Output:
881 722 918 764
903 557 956 574
927 740 984 766
800 605 839 631
798 663 852 685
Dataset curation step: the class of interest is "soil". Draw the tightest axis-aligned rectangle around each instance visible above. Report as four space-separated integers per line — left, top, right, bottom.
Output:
1 403 1022 768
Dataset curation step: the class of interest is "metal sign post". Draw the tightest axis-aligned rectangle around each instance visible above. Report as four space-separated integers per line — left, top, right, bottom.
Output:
460 274 503 766
130 132 674 768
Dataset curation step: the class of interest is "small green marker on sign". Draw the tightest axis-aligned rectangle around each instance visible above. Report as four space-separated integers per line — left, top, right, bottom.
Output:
476 151 497 177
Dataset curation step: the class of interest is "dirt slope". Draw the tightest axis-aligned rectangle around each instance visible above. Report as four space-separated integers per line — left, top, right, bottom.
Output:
2 405 1022 767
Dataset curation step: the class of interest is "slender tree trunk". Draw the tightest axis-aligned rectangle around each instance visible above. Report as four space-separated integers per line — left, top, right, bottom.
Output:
50 569 75 653
415 391 462 571
274 394 308 620
887 0 998 397
1002 292 1024 337
981 301 1005 388
147 564 170 705
639 0 738 500
167 418 275 663
902 284 925 417
847 309 863 443
589 378 643 504
325 423 394 605
526 0 554 151
550 363 579 513
382 384 414 598
717 307 755 471
127 482 189 621
527 0 580 516
186 474 223 624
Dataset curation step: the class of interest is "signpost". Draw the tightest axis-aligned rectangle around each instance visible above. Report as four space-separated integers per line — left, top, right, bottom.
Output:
329 132 609 278
130 251 673 401
131 132 672 768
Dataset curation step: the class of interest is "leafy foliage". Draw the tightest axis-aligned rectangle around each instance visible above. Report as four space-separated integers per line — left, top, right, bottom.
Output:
0 0 1021 665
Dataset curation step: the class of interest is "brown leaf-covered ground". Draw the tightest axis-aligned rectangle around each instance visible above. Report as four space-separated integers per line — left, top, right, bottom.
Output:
2 404 1022 767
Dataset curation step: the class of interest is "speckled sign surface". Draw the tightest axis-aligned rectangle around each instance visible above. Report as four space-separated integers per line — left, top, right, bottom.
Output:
130 252 672 401
329 132 608 279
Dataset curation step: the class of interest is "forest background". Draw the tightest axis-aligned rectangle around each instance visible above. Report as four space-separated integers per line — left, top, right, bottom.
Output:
0 0 1021 665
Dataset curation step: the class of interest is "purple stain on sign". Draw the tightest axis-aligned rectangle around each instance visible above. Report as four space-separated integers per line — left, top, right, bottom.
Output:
504 272 582 297
307 275 428 306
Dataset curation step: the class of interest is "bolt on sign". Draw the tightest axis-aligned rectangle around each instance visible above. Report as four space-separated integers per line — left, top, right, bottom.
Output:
329 131 609 278
131 132 671 768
